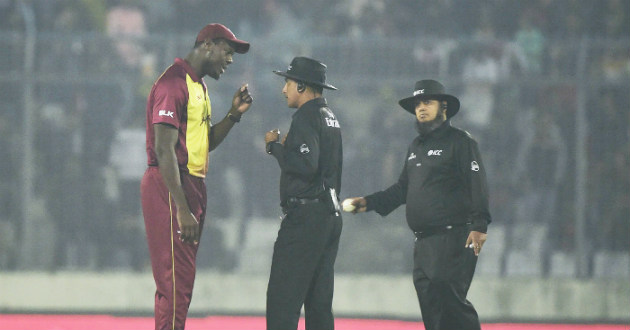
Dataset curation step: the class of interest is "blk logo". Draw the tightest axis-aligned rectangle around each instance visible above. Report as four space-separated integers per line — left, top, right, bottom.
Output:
158 110 174 118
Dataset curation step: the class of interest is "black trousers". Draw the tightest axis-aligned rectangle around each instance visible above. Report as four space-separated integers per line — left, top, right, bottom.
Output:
413 225 481 330
266 202 343 330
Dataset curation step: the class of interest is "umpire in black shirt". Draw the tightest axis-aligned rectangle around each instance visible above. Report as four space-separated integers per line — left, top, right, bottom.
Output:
264 57 343 330
345 80 491 330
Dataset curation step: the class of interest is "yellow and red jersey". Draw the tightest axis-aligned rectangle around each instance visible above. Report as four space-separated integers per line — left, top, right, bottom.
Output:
145 58 211 178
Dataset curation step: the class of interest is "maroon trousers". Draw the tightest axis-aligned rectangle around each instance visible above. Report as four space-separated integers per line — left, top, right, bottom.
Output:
141 166 207 330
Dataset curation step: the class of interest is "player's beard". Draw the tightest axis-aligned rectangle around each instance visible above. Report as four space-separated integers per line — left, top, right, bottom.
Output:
415 109 446 136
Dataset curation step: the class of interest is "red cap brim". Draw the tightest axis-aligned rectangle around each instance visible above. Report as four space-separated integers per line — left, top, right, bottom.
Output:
196 23 250 54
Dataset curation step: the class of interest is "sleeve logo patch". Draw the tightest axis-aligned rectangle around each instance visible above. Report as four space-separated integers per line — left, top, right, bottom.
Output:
471 161 480 171
158 110 174 118
300 144 310 154
325 117 340 128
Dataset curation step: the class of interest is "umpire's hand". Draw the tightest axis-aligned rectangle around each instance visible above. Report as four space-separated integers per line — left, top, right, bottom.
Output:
342 197 367 213
465 231 487 256
265 129 280 144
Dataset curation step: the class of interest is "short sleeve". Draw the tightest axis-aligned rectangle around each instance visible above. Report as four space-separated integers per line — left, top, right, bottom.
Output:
151 75 188 128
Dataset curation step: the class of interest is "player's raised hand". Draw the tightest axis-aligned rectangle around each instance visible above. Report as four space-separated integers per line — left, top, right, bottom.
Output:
232 83 253 114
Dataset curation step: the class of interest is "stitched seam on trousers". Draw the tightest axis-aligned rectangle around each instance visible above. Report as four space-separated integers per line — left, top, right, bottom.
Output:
169 193 176 330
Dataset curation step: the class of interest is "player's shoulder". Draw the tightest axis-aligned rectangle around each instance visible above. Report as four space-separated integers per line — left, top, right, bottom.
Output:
448 125 479 144
157 63 187 85
151 64 188 98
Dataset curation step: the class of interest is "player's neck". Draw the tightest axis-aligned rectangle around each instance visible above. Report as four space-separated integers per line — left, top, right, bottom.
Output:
184 52 205 79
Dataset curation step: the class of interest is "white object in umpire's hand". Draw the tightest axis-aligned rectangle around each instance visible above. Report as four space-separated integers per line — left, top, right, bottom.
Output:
341 199 356 212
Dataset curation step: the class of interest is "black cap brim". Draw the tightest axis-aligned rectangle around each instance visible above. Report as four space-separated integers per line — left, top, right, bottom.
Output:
399 94 460 118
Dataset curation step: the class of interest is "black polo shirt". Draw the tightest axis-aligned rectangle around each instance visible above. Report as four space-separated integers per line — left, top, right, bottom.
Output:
268 97 343 207
365 121 491 233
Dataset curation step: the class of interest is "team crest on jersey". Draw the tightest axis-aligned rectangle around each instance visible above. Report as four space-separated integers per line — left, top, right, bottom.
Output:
471 161 480 171
300 144 310 154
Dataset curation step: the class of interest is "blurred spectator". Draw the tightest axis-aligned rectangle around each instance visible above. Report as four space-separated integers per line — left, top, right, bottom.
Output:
0 2 22 73
41 0 107 75
339 0 388 38
596 0 630 38
2 0 630 275
596 47 630 83
554 0 593 39
0 0 21 30
457 37 500 144
73 85 121 269
108 123 147 270
513 10 545 74
513 106 567 226
35 103 81 269
594 150 630 251
51 0 106 32
171 0 254 34
528 0 563 37
452 0 490 38
588 88 628 160
142 0 175 33
103 0 156 122
106 1 147 67
258 0 304 41
588 88 629 253
0 111 18 269
368 87 410 190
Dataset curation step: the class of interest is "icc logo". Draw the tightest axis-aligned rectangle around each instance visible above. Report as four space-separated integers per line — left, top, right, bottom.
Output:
300 144 310 154
427 150 442 156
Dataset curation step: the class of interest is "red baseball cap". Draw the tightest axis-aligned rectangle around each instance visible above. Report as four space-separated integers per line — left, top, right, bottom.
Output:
196 23 250 54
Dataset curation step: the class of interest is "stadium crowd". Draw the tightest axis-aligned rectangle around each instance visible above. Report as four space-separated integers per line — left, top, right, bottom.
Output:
0 0 628 276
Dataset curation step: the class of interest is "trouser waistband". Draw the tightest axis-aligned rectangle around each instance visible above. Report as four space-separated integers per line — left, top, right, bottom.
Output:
414 222 471 239
281 197 322 214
